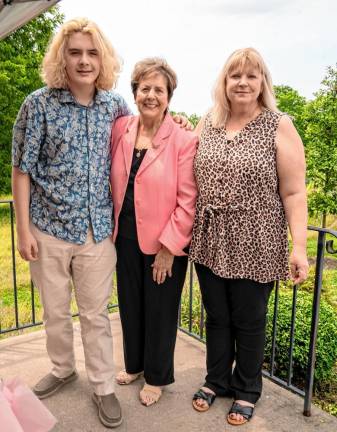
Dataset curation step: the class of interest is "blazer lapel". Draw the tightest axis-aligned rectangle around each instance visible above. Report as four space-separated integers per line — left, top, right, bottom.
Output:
122 116 139 176
137 114 174 176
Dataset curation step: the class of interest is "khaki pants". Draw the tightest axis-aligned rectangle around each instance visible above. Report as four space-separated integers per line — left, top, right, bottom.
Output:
30 224 116 395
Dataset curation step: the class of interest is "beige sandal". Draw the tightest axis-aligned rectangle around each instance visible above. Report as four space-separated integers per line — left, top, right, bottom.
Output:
139 384 162 406
116 370 142 385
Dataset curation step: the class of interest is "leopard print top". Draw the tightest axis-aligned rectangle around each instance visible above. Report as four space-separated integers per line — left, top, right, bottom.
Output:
189 109 290 283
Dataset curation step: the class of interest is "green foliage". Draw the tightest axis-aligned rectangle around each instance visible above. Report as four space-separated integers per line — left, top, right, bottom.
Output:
304 65 337 220
180 278 205 337
0 7 64 194
170 111 201 128
265 288 337 384
274 85 307 141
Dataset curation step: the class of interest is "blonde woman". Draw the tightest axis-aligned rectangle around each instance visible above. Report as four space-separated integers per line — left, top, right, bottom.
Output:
12 18 131 428
189 48 308 425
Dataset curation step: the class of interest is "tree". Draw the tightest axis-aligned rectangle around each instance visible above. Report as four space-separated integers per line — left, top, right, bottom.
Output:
304 65 337 226
0 7 64 195
274 85 307 142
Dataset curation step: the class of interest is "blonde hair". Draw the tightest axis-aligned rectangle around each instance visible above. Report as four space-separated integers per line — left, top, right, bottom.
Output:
41 17 121 90
212 47 278 128
131 57 177 102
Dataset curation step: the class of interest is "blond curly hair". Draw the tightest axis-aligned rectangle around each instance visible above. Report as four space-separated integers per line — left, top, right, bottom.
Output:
41 17 121 90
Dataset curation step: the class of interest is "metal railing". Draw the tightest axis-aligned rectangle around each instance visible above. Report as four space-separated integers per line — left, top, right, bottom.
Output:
0 199 118 335
1 199 336 416
177 225 337 417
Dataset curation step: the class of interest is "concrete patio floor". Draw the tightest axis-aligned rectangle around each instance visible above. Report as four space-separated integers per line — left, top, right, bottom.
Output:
0 313 336 432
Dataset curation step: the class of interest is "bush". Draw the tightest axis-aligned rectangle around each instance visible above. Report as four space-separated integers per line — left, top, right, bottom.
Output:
265 288 337 385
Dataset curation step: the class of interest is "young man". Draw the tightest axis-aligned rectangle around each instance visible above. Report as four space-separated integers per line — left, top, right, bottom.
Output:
12 18 131 428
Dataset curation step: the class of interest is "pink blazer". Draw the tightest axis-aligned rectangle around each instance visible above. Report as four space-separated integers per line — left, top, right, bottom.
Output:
110 114 198 256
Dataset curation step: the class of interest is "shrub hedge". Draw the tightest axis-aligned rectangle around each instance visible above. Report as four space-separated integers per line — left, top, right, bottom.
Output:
265 288 337 385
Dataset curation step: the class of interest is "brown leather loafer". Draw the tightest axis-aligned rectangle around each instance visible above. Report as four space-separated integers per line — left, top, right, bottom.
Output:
33 371 78 399
93 392 123 428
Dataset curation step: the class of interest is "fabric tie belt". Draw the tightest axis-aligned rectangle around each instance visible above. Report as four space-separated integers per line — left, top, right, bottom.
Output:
199 203 246 267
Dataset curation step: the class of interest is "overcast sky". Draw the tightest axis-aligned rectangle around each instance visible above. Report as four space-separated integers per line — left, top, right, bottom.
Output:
59 0 337 115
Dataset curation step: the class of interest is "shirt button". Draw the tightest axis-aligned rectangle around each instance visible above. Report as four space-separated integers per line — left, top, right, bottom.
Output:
136 178 140 184
138 219 142 224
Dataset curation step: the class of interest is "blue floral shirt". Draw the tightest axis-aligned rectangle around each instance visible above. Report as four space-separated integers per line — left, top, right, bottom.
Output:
12 87 132 244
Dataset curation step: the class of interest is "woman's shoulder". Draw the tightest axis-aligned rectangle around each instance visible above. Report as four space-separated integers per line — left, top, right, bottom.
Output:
113 114 136 131
276 113 300 144
259 108 290 131
170 121 198 149
262 109 295 133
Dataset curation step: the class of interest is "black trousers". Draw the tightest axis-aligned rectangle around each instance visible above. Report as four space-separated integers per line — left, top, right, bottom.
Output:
195 263 274 404
116 236 188 386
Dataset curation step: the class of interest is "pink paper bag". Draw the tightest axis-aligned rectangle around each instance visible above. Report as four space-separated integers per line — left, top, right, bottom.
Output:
1 378 57 432
0 389 23 432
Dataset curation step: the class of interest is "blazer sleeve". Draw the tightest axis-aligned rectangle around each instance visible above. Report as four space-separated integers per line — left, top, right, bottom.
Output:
158 135 198 256
110 116 129 159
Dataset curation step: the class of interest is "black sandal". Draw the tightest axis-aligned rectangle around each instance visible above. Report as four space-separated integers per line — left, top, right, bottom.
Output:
192 388 216 412
227 402 254 425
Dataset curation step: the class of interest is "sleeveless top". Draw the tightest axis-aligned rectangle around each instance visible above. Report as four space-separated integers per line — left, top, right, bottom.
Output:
189 109 290 283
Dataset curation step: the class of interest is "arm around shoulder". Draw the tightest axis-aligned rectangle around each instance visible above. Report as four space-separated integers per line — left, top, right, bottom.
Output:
113 92 133 118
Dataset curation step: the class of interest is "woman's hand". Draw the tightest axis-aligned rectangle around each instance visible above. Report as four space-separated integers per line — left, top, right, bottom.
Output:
152 246 174 284
289 248 309 285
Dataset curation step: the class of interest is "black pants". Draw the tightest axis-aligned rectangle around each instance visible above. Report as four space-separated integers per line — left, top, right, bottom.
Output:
195 263 273 404
116 236 188 386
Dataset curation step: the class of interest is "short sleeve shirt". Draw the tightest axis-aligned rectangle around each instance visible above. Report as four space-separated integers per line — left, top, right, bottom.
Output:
12 87 132 244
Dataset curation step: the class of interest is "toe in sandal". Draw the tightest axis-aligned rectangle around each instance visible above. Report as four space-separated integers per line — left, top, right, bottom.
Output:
227 402 254 426
192 388 216 412
116 370 142 385
139 384 162 407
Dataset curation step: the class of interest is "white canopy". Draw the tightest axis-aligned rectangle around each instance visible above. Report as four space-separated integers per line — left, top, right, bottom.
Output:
0 0 60 40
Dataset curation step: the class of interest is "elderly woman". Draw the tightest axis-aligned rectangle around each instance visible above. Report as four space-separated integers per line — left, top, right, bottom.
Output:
110 58 198 406
189 48 308 425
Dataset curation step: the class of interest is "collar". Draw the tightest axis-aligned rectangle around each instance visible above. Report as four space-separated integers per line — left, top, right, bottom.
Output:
57 88 110 105
126 112 174 148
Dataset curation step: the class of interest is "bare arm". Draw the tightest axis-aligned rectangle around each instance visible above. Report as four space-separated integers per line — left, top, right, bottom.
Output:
276 115 308 284
12 167 38 261
194 115 206 137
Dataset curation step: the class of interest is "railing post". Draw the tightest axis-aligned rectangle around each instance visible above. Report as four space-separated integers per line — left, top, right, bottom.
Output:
287 284 298 386
189 261 193 333
269 280 279 377
303 230 325 416
9 201 19 329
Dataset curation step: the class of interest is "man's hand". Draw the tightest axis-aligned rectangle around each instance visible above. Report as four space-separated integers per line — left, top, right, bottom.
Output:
172 114 194 131
17 229 39 261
